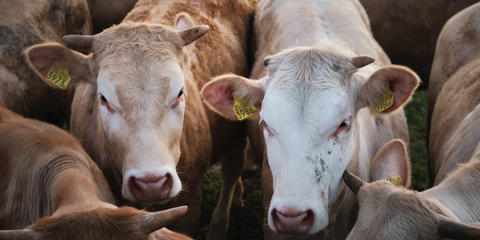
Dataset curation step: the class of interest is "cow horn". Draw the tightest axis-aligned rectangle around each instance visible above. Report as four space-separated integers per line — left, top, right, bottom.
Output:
178 25 209 46
138 206 188 233
62 35 95 54
438 218 480 240
352 56 375 69
0 229 37 240
342 170 366 195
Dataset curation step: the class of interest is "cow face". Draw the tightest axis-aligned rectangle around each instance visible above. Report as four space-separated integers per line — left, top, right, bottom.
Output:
0 206 187 240
202 46 419 234
25 14 209 204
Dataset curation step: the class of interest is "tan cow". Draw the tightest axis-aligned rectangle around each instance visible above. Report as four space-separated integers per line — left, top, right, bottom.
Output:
345 5 480 238
0 0 92 126
345 128 480 240
25 0 258 238
202 0 418 239
0 106 190 240
429 2 480 184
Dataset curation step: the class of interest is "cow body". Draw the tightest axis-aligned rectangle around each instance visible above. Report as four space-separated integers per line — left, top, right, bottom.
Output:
429 2 480 184
360 0 477 89
26 0 258 238
0 0 92 126
201 0 418 239
0 107 189 240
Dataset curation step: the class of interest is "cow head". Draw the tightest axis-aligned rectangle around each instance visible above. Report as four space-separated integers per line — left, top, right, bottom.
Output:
201 46 419 234
344 141 480 240
25 13 209 204
0 206 187 240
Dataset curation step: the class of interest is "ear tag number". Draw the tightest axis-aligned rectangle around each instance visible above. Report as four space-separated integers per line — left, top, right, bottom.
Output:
390 175 403 187
46 67 71 90
376 88 395 113
232 95 258 120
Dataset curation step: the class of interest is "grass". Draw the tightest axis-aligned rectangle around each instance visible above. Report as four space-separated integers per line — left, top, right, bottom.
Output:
196 89 429 239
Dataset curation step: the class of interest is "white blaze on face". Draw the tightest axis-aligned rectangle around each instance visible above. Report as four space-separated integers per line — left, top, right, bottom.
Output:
97 61 186 203
263 83 355 233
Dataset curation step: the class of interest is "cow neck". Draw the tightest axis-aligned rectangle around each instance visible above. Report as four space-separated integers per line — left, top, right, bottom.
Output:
420 160 480 223
50 158 116 217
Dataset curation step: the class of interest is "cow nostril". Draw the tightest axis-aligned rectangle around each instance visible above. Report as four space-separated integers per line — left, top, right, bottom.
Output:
301 210 314 230
272 208 314 234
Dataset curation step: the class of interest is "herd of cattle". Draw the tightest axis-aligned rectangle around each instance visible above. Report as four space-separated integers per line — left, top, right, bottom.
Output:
1 0 480 239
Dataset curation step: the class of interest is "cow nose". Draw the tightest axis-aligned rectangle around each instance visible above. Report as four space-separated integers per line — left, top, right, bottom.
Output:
129 173 172 202
272 208 314 234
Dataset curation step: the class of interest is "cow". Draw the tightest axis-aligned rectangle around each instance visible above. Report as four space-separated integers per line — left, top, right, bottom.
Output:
0 0 92 126
344 122 480 239
429 2 480 185
201 0 419 239
25 0 258 238
360 0 477 90
0 106 190 240
344 4 480 238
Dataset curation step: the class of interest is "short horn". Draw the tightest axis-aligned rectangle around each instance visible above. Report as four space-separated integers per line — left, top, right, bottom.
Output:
342 170 366 195
0 229 37 240
138 206 188 234
62 35 94 54
178 25 209 46
438 218 480 240
351 56 375 69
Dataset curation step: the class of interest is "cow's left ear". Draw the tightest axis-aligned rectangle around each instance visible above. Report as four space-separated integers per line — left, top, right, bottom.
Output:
358 65 420 114
175 12 209 47
370 139 411 187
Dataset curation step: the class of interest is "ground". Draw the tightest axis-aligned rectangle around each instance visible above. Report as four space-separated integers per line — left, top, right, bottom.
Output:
195 89 429 239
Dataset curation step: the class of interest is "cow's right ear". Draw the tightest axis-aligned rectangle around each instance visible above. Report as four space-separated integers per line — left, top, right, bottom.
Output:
25 42 94 90
201 74 265 120
0 229 38 240
370 139 411 187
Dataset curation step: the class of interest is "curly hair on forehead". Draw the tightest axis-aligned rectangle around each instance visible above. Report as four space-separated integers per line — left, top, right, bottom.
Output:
30 207 151 240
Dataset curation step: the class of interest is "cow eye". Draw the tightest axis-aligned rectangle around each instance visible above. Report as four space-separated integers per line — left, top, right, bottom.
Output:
172 87 185 108
334 116 352 138
98 94 115 113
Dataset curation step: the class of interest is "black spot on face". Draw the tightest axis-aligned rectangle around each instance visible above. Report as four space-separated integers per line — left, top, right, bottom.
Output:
327 150 331 155
315 167 322 183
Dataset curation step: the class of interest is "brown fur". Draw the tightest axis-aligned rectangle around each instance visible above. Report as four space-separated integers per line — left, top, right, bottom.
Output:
0 0 92 126
0 107 190 240
429 2 480 184
57 0 259 238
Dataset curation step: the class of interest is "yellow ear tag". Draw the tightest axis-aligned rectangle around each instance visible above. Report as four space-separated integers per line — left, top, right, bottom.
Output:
390 175 404 187
45 66 71 90
232 95 258 120
376 88 395 113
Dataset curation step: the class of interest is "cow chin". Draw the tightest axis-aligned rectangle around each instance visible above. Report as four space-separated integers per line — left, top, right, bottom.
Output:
267 195 328 235
121 167 182 204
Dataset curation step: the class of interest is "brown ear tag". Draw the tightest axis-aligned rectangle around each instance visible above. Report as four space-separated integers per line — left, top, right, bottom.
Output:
232 95 258 120
376 88 395 113
45 67 71 89
390 175 403 187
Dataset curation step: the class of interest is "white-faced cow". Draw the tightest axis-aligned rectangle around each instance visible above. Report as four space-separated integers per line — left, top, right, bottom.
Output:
429 2 480 185
25 0 258 238
0 106 190 240
202 0 418 239
0 0 92 126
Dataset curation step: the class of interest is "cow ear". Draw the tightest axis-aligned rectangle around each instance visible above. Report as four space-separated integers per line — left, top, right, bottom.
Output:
358 65 419 114
201 74 265 121
370 139 411 187
175 13 209 47
25 42 94 90
0 229 39 240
